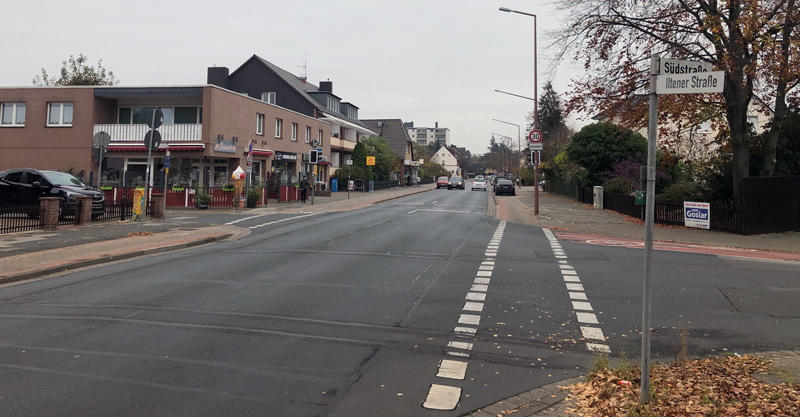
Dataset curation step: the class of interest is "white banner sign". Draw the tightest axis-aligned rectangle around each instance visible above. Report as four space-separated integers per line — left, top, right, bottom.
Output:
684 201 710 229
657 71 725 94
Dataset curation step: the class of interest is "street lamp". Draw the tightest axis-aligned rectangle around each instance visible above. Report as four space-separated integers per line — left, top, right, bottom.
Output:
492 133 513 175
492 119 521 181
499 6 538 214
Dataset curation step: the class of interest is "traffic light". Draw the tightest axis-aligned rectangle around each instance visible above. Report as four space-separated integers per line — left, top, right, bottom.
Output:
309 149 319 164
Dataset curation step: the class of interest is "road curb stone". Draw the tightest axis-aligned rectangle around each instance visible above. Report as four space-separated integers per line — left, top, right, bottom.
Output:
465 377 580 416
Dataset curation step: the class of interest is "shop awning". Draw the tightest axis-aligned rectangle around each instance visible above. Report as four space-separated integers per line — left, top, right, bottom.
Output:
251 149 274 156
107 145 205 152
317 161 331 166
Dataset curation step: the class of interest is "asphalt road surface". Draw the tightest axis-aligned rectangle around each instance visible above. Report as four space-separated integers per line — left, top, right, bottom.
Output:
0 184 798 416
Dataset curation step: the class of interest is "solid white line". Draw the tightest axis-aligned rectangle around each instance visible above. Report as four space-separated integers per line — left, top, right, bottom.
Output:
576 312 599 324
563 276 581 282
587 343 611 354
225 214 268 225
569 292 588 300
566 283 584 291
581 326 606 341
249 213 317 229
423 384 461 410
454 326 477 335
463 302 484 312
447 341 474 350
437 359 468 380
466 292 486 301
458 314 481 325
476 271 492 277
572 301 593 311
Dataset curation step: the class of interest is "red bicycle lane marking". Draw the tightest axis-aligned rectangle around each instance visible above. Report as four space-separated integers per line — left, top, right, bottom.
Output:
553 232 800 262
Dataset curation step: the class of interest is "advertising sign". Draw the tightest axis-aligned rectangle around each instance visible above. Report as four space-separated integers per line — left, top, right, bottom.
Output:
214 139 237 153
133 188 145 221
366 156 376 166
684 201 710 229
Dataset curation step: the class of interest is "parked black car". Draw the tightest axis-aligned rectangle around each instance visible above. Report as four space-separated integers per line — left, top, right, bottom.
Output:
491 176 508 191
0 169 105 218
494 179 515 196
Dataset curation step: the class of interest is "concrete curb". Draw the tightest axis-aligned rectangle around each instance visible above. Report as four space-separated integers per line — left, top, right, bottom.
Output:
0 233 233 286
465 377 581 416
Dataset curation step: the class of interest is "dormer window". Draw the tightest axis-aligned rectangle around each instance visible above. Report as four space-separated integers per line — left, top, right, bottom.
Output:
261 92 276 104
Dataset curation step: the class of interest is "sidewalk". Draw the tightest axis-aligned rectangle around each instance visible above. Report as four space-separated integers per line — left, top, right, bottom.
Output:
0 184 433 286
492 186 800 258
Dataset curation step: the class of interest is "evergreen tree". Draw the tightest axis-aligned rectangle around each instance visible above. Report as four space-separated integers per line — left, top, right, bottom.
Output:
537 81 565 137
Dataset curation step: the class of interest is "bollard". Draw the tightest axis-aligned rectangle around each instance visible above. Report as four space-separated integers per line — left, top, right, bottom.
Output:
593 186 604 210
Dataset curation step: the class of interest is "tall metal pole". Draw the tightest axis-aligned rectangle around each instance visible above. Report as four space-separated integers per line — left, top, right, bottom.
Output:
641 54 659 404
141 109 156 230
163 145 169 220
533 13 539 214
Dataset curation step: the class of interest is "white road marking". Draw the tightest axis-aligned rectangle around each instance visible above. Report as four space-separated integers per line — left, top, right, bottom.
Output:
249 213 318 229
476 270 492 277
463 302 484 312
423 384 461 410
481 261 495 266
555 255 568 259
566 283 584 291
225 214 268 225
581 326 606 341
437 360 468 380
446 351 470 358
587 343 611 354
454 326 477 335
562 270 578 275
484 251 497 256
559 265 575 270
473 278 490 285
466 292 486 301
563 276 581 282
572 301 593 311
470 284 489 292
408 209 419 214
478 265 493 271
569 292 588 300
458 314 481 325
447 341 474 350
576 312 599 324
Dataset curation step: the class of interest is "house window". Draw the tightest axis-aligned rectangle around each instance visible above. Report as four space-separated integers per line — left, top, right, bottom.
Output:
318 129 323 145
305 126 311 143
0 102 25 126
275 118 282 138
47 102 73 126
256 113 264 135
291 123 298 141
119 107 186 124
261 92 276 104
174 107 202 124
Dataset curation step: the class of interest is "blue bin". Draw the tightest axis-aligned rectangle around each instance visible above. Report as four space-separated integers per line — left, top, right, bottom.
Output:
331 178 338 192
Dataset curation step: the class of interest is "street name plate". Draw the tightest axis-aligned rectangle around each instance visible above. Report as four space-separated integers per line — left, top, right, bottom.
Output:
660 58 712 75
657 71 724 94
530 143 543 150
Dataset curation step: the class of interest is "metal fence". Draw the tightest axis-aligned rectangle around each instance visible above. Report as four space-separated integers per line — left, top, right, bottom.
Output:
57 201 79 226
604 191 643 219
373 180 401 191
0 203 43 234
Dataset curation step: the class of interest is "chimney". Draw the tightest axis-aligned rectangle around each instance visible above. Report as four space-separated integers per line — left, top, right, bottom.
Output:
207 67 229 89
435 122 438 128
319 80 333 93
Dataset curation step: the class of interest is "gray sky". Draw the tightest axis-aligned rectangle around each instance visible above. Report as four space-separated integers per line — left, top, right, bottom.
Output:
2 0 584 155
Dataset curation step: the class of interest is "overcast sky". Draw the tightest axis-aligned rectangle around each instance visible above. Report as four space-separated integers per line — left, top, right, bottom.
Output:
2 0 585 155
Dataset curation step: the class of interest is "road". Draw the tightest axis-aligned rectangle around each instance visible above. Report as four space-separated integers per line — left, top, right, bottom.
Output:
0 183 798 416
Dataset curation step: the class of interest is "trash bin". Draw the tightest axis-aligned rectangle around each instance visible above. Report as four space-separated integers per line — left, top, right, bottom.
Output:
635 190 646 206
331 178 338 192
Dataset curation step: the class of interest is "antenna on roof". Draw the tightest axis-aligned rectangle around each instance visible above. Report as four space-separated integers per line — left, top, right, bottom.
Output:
297 49 316 88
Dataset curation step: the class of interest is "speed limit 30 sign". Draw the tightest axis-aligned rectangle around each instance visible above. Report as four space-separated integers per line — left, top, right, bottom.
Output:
529 130 543 143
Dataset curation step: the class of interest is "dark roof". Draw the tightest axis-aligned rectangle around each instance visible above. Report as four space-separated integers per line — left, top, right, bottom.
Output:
360 119 413 159
231 55 368 128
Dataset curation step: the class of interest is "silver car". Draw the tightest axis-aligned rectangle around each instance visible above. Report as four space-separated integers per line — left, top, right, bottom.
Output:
471 177 487 191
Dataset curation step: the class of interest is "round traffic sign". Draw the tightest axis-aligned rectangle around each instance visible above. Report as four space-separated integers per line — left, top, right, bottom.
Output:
93 131 111 148
144 130 162 151
529 130 543 143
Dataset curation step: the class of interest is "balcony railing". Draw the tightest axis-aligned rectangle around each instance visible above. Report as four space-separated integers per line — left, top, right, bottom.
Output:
329 136 356 151
94 124 202 142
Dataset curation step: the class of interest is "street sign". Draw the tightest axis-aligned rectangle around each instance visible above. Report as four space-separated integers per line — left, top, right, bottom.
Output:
92 131 111 148
144 130 162 150
366 156 376 166
92 147 105 162
247 141 254 166
656 71 724 94
346 159 353 166
144 108 164 129
530 143 543 150
660 58 712 75
165 156 171 168
529 130 543 143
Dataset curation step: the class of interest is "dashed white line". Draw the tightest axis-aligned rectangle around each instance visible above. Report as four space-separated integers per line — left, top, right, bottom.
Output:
437 359 468 380
423 384 461 410
569 292 588 300
576 312 599 324
565 283 584 291
476 270 492 277
563 275 581 282
458 314 481 325
581 326 606 341
572 301 594 311
447 341 474 350
454 326 477 335
473 278 490 285
462 302 484 312
465 292 486 301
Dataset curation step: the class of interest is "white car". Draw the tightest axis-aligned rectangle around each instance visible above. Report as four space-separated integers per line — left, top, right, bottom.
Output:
471 178 487 191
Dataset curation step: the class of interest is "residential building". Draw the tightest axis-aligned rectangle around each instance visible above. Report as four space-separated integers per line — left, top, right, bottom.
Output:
206 55 376 184
404 121 450 146
0 85 330 189
360 119 414 183
431 145 466 176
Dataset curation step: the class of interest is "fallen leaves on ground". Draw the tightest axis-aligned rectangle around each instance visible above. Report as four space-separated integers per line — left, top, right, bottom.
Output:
127 231 154 237
565 355 799 416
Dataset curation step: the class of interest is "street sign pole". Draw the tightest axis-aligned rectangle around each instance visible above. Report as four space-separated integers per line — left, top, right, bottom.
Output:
163 146 170 220
141 109 157 230
641 54 659 404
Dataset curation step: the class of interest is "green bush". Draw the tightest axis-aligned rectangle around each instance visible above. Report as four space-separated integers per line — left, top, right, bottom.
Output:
602 177 637 194
658 180 698 201
247 188 262 204
195 192 212 205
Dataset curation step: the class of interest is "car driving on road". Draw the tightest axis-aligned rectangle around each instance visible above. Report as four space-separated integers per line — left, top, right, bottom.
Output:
436 176 449 189
448 176 464 190
471 177 487 191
